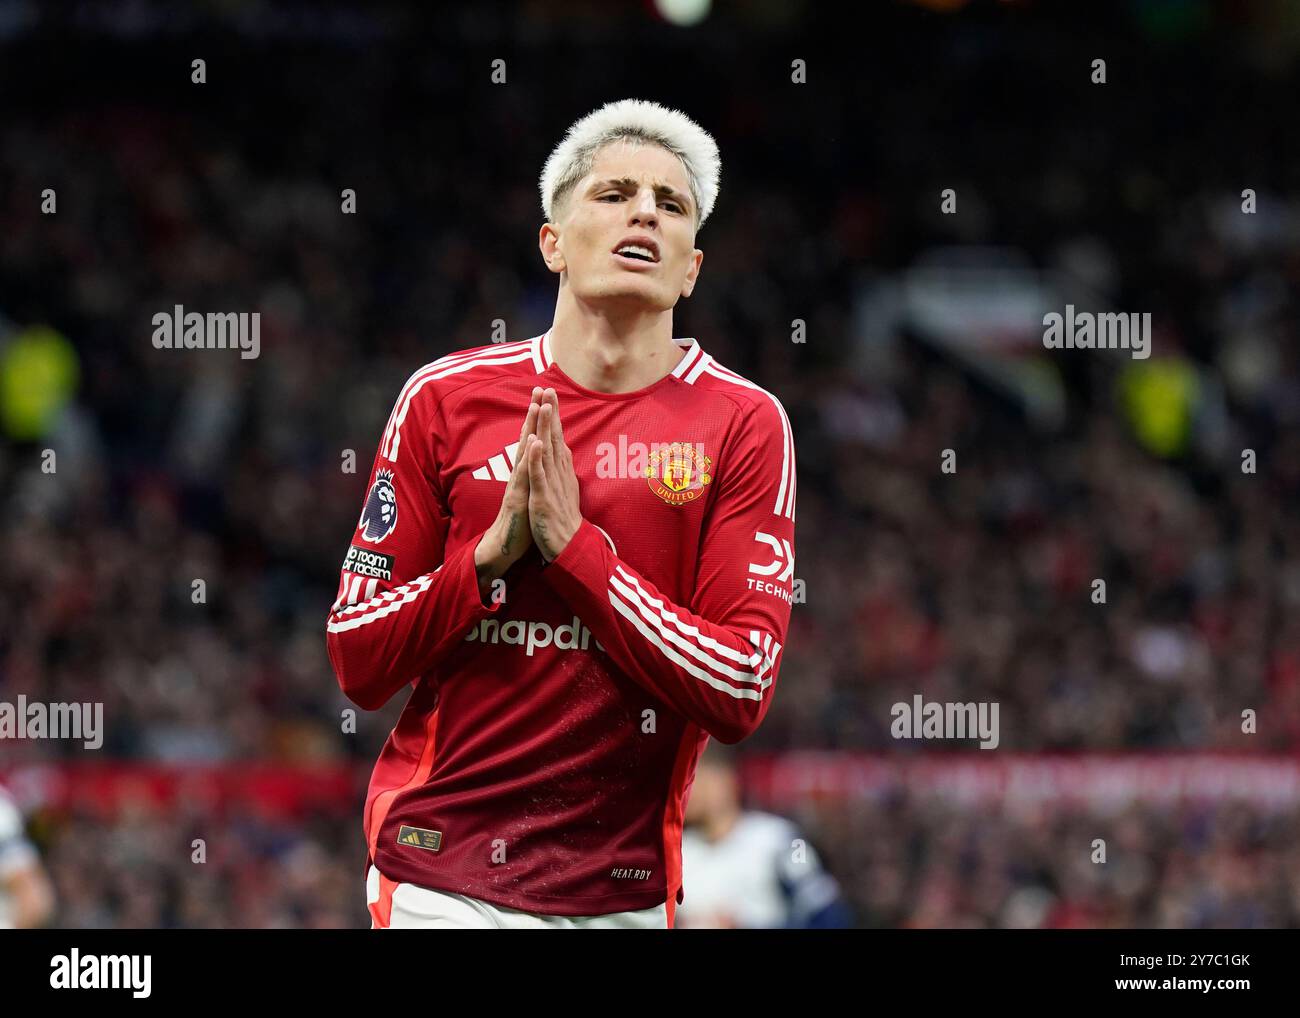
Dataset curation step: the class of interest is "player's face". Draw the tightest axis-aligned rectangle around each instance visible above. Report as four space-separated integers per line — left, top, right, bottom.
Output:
544 141 703 310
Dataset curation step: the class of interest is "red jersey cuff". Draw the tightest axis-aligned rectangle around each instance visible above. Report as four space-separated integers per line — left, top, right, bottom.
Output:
541 518 606 599
452 539 505 615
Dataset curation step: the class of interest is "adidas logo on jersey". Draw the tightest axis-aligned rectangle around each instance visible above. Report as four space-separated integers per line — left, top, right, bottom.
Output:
470 442 521 481
396 825 443 852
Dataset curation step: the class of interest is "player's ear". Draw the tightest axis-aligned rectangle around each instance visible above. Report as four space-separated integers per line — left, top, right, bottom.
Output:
680 248 703 298
539 222 565 275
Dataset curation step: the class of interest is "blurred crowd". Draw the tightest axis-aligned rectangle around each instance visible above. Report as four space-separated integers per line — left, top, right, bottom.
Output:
32 797 364 928
18 778 1299 929
1 5 1298 926
805 793 1300 929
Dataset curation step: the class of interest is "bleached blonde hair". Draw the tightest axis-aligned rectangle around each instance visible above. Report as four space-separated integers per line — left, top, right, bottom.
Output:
539 98 721 232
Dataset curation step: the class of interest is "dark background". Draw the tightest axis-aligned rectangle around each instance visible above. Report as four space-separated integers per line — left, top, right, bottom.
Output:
1 0 1298 927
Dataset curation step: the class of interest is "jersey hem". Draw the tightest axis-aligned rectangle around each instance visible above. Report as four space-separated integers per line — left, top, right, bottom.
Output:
370 853 670 916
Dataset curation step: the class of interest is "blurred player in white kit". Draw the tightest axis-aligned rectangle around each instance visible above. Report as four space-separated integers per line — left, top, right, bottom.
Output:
677 746 852 928
0 783 54 929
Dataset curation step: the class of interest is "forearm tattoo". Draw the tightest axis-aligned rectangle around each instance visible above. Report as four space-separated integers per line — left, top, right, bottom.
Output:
534 516 557 561
501 512 522 557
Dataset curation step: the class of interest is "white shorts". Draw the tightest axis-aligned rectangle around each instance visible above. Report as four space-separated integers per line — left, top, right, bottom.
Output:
366 865 668 929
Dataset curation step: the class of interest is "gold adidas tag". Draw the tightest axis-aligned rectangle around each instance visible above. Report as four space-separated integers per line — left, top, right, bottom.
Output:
396 825 443 852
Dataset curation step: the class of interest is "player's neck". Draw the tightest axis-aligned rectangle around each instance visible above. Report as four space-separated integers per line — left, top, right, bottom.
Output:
548 298 685 394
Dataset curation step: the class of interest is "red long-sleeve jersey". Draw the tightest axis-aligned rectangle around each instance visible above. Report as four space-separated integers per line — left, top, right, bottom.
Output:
326 332 796 922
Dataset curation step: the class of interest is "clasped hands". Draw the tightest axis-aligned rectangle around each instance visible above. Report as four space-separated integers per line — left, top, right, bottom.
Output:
474 387 584 597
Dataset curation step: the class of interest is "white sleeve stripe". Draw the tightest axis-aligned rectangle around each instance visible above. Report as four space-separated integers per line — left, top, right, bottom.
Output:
612 565 756 667
327 575 434 631
385 348 536 462
334 584 407 617
387 346 536 461
771 396 797 519
609 574 764 686
701 363 795 520
330 559 447 624
380 345 517 455
606 589 770 702
382 345 535 461
755 633 782 681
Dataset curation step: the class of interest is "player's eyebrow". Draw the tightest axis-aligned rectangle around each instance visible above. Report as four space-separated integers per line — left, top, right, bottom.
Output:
591 177 692 214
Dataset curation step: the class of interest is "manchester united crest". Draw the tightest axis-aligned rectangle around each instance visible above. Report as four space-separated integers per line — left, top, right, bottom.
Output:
645 443 713 506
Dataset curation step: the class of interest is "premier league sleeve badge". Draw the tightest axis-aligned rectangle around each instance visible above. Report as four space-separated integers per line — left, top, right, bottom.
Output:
357 469 399 543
